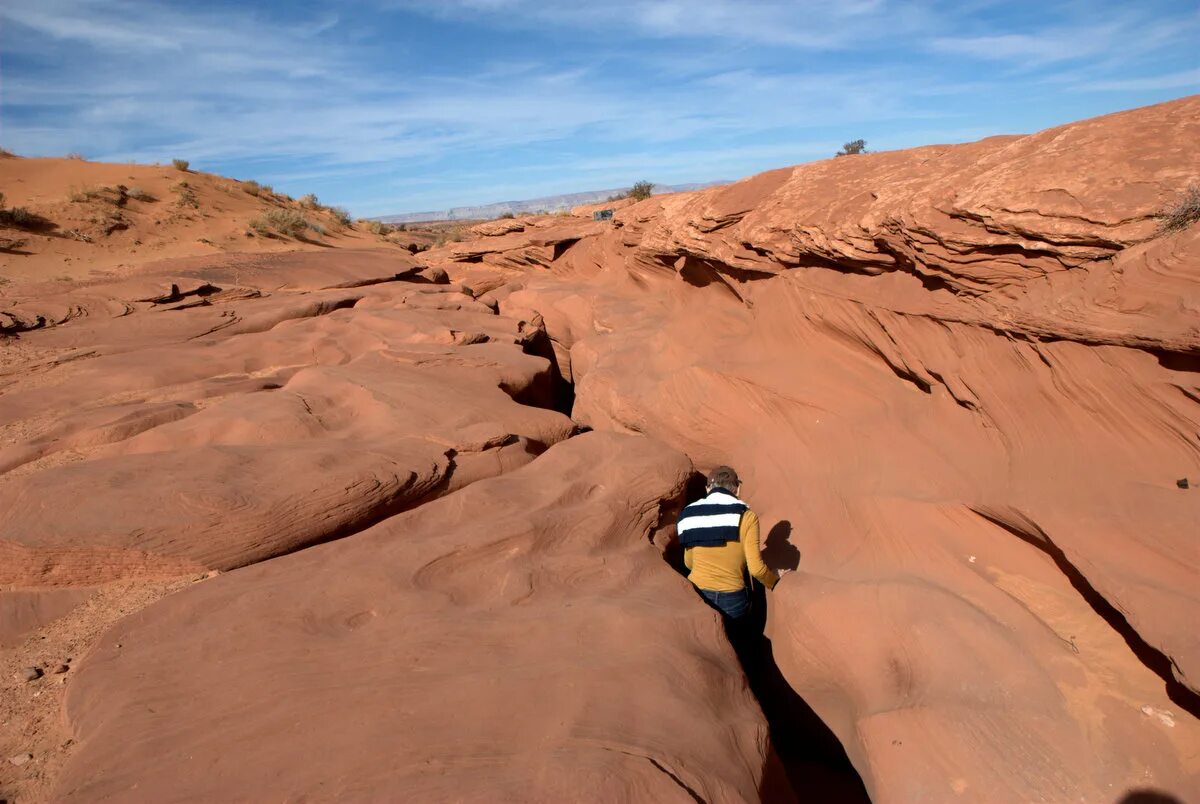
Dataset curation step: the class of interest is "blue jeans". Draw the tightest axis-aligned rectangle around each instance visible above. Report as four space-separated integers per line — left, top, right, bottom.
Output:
698 587 751 620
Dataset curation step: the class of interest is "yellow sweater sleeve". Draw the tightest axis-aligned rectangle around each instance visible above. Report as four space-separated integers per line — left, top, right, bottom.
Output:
741 510 779 590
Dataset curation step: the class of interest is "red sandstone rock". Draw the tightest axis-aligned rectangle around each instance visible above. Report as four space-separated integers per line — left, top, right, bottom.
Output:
1 266 574 586
52 433 776 802
491 97 1200 799
0 589 93 648
2 96 1197 802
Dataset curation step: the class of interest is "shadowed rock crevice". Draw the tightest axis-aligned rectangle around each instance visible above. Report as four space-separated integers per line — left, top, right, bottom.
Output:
971 508 1200 717
516 320 576 417
729 587 869 803
654 483 868 803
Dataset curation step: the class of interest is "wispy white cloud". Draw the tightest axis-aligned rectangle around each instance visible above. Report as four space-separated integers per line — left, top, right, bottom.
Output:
927 7 1200 68
380 0 935 49
1078 68 1200 93
1 0 1196 216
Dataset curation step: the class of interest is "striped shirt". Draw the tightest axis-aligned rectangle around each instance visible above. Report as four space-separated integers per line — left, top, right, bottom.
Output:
678 488 779 592
676 487 747 548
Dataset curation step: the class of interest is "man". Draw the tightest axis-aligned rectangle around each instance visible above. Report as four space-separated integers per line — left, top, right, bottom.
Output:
676 465 785 620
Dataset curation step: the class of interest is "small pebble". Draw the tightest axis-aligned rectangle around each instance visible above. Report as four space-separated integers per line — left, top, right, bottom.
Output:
17 667 43 683
8 752 33 767
1177 478 1190 489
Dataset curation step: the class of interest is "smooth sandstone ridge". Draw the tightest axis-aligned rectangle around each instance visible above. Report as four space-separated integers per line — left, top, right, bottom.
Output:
1 96 1197 802
53 433 776 803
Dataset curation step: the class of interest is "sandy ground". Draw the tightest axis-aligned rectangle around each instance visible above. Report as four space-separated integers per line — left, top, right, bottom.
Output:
1 576 204 803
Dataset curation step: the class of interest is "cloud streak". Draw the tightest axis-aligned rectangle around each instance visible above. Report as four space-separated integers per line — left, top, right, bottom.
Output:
2 0 1196 215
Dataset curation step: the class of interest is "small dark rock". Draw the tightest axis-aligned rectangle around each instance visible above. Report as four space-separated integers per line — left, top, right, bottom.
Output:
17 666 43 682
51 663 70 675
1178 478 1190 489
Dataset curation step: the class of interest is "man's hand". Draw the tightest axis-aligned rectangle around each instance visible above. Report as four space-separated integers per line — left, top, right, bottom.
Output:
776 568 793 582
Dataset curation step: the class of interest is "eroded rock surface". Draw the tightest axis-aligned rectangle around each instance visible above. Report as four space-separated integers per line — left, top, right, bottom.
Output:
3 96 1198 802
1 253 575 586
52 433 774 803
491 97 1200 800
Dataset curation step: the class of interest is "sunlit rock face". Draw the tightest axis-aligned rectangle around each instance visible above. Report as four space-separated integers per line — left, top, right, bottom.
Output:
2 97 1197 803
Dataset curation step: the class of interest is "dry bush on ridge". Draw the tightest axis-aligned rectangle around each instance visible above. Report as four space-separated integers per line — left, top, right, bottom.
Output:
127 187 156 202
628 180 654 201
172 158 190 171
0 147 15 158
65 152 85 160
251 208 309 238
836 139 867 156
0 206 52 230
242 180 262 196
299 193 320 209
69 185 103 203
1158 184 1200 234
173 181 198 209
357 219 387 236
329 206 352 226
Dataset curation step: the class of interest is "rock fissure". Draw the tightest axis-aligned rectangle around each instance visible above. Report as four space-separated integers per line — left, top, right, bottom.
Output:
970 508 1200 720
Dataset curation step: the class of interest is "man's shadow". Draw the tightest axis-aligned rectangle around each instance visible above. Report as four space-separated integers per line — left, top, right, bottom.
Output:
762 520 800 572
746 520 800 641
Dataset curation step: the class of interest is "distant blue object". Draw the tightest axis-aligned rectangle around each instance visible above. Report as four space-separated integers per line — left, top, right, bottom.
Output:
593 208 614 221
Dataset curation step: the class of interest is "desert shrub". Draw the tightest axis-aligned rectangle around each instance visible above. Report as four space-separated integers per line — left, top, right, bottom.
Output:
65 152 85 160
260 208 308 237
299 193 320 209
393 222 407 232
172 158 190 171
173 180 198 208
127 187 156 202
628 180 654 201
329 206 351 226
836 139 867 156
0 206 50 229
242 180 262 196
357 218 386 235
308 220 327 236
0 147 15 158
1158 184 1200 234
261 184 274 195
69 185 101 202
497 211 515 219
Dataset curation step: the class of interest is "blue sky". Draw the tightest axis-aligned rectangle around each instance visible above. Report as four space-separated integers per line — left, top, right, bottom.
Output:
2 1 1197 216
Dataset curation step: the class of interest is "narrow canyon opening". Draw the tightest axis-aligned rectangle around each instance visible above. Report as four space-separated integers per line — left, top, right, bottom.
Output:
734 611 871 803
661 476 870 802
